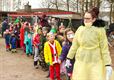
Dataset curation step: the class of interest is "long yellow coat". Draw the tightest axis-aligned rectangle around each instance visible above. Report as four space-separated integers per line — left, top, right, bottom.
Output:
44 40 62 65
67 26 114 80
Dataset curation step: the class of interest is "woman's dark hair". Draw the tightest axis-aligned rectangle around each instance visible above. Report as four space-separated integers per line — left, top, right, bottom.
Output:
83 7 106 27
87 7 99 18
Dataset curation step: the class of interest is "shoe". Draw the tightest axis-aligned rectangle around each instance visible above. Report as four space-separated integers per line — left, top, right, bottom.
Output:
6 49 9 52
9 48 11 51
45 75 49 78
34 66 38 69
27 54 29 57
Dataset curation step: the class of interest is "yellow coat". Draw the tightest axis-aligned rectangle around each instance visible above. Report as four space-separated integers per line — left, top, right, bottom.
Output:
44 40 62 65
67 26 114 80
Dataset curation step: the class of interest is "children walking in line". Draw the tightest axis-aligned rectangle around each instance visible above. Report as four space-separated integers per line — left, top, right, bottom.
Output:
44 32 62 80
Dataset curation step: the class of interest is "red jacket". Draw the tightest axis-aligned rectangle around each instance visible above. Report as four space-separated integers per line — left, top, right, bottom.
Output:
33 34 40 47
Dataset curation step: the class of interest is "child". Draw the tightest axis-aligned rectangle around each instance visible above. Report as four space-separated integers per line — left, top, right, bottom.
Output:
40 27 49 71
4 29 11 51
57 23 65 46
44 32 62 80
33 29 41 69
10 33 17 53
59 28 75 80
24 32 33 56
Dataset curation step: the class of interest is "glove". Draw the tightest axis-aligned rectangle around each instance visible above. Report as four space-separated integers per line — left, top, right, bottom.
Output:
47 62 50 66
106 66 112 80
65 59 72 68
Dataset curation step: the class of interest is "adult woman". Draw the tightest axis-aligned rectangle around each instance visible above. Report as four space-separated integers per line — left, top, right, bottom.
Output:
66 7 114 80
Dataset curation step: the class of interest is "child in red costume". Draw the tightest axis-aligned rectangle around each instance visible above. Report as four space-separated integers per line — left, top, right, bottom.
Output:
20 24 25 49
44 32 62 80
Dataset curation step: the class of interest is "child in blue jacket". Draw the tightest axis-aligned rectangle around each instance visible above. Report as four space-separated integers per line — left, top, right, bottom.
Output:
59 28 75 80
10 33 17 53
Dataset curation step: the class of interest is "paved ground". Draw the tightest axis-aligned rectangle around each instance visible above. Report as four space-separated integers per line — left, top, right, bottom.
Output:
0 38 49 80
0 36 114 80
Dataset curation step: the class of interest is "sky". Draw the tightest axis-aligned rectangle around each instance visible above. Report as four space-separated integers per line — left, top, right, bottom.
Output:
27 0 43 8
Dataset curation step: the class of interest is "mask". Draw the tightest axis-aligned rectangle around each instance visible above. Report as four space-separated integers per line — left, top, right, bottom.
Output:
67 34 74 38
84 22 92 27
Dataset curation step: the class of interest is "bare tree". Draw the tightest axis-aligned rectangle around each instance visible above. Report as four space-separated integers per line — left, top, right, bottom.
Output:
110 0 114 23
48 0 64 10
70 0 80 13
89 0 93 7
77 0 79 12
55 0 59 10
66 0 70 11
80 0 85 18
110 3 113 23
113 3 114 22
85 0 89 11
96 0 101 8
41 0 54 8
50 0 59 10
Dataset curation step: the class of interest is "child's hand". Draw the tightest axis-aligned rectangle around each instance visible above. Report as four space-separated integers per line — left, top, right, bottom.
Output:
58 59 61 64
47 62 50 66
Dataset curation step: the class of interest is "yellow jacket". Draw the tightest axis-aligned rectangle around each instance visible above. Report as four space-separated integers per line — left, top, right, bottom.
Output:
44 40 62 65
67 26 113 80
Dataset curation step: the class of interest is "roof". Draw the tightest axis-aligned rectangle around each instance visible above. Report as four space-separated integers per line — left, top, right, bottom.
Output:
8 8 81 19
17 8 77 13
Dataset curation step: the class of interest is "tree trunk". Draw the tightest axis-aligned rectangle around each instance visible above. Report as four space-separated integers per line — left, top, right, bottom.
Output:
55 0 58 10
93 0 96 7
81 1 85 18
112 3 114 23
110 3 112 23
96 0 100 8
85 0 88 11
66 0 69 11
77 0 79 13
89 0 93 7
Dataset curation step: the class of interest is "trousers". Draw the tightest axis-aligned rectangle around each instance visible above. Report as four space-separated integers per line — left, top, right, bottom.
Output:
50 63 61 80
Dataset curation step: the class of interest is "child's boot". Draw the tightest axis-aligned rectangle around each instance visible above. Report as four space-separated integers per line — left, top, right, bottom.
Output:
34 61 38 69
